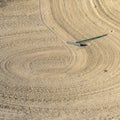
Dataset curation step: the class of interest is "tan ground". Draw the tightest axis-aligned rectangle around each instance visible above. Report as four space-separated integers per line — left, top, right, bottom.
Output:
0 0 120 119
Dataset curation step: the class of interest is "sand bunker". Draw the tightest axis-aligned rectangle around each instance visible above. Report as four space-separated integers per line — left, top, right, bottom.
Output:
0 0 120 119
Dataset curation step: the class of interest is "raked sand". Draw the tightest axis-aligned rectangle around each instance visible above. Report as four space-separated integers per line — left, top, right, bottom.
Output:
0 0 120 119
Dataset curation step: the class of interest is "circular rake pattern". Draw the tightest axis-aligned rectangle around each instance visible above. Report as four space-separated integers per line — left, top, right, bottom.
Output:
0 0 120 119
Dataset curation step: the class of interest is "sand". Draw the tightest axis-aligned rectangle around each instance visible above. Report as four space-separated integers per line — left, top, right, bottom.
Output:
0 0 120 119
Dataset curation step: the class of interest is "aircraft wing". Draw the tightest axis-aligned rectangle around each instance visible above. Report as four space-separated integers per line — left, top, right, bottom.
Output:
76 34 108 43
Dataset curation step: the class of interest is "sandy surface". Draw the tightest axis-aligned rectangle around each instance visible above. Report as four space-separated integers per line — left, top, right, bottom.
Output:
0 0 120 119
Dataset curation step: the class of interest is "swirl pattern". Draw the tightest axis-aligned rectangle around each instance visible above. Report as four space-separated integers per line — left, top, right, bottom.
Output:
0 0 120 119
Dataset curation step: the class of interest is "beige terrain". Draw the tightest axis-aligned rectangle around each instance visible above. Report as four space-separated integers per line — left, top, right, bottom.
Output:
0 0 120 119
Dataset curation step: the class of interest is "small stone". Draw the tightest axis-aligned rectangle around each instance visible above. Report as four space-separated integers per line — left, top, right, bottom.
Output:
104 70 108 72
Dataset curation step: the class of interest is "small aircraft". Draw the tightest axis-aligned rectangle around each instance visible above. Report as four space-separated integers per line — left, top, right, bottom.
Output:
67 34 108 47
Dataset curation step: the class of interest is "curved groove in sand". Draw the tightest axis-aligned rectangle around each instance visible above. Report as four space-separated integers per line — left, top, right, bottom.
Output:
0 0 120 119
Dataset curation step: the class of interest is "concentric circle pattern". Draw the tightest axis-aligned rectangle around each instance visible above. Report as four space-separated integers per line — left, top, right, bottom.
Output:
0 0 120 119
